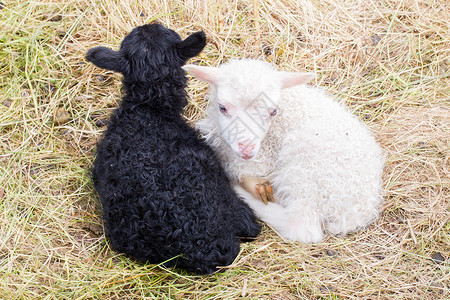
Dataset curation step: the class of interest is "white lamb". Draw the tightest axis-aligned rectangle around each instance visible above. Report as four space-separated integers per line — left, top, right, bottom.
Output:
183 59 384 243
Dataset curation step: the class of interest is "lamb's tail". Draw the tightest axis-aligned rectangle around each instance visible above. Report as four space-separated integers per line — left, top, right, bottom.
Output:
234 186 324 243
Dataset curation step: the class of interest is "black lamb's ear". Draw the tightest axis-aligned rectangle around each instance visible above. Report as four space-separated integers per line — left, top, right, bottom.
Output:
176 31 207 61
85 46 128 73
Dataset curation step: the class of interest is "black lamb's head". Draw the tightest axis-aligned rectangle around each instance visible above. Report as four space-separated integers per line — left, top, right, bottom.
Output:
86 23 206 82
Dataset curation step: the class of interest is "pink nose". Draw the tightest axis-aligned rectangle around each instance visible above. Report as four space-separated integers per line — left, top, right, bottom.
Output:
238 143 256 155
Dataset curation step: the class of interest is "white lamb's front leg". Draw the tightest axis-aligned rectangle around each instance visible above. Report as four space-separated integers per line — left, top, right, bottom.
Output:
234 185 325 243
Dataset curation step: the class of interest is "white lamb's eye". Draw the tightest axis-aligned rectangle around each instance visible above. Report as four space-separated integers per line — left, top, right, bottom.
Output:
218 104 228 114
270 108 278 117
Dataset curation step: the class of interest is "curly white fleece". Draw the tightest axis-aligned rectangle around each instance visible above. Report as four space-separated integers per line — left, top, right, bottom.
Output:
195 59 384 243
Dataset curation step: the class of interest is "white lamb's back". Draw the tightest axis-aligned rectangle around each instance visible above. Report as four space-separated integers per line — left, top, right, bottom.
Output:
271 85 384 234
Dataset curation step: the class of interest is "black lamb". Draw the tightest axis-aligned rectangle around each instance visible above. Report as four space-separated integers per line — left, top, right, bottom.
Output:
86 23 261 274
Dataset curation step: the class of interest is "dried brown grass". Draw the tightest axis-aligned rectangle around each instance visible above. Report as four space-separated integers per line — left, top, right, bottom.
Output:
0 0 448 298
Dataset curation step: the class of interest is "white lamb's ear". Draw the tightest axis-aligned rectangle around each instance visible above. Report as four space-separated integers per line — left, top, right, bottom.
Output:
278 71 316 89
182 65 222 85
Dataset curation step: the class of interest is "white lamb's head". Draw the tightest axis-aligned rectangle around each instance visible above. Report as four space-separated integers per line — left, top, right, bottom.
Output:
183 59 314 160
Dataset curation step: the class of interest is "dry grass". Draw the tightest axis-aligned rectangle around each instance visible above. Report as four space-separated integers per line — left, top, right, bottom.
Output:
1 0 449 298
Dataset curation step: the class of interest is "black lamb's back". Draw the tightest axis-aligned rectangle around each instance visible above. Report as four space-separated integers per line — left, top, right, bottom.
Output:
87 23 260 274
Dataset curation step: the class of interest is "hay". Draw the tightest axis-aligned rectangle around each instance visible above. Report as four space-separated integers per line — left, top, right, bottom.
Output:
0 0 448 298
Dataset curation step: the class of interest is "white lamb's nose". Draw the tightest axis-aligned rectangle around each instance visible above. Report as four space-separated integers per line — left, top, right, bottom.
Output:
238 142 255 155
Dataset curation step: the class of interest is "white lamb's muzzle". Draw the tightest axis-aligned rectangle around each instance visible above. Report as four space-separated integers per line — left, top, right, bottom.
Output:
237 142 261 160
225 141 260 160
218 112 268 160
220 131 263 160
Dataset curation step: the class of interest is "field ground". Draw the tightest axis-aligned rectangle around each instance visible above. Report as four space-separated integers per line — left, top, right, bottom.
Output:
0 0 449 299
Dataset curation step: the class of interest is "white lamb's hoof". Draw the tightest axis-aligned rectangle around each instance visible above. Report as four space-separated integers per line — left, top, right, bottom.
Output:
239 176 274 205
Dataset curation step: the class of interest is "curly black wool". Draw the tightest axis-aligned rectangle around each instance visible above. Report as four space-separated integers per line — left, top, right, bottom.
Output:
86 23 261 274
